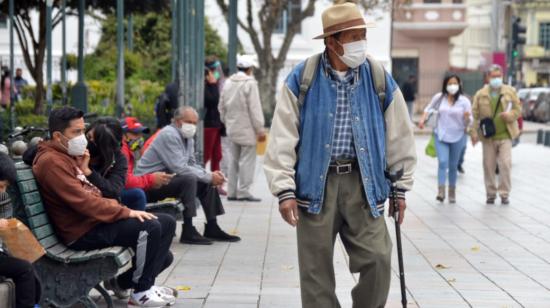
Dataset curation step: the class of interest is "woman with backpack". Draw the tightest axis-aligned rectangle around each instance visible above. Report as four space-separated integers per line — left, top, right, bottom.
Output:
418 74 472 203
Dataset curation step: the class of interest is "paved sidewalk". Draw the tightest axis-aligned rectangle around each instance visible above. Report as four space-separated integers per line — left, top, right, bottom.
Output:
98 137 550 307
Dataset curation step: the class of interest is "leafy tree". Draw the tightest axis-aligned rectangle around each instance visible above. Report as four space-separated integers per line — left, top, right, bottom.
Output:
0 0 169 114
84 12 228 86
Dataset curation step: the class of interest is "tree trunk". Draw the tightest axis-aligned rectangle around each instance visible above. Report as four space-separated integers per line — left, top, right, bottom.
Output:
34 4 47 114
257 72 277 125
255 59 280 126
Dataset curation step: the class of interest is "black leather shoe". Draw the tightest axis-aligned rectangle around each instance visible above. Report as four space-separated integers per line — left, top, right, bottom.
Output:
227 196 238 201
204 223 241 242
486 197 496 205
458 165 465 174
238 197 262 202
501 197 510 205
180 225 213 245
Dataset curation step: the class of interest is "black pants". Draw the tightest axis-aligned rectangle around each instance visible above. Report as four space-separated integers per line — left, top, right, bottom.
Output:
70 214 176 292
0 253 41 308
146 174 225 220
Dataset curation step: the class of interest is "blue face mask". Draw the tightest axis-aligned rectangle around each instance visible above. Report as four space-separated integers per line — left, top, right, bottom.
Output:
489 77 503 89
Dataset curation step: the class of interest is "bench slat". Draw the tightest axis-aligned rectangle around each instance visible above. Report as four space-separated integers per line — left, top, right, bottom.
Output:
67 250 94 262
28 213 49 229
46 243 68 256
33 224 54 240
16 169 35 181
115 248 134 267
18 179 38 194
22 192 42 207
26 202 46 216
56 249 79 260
39 235 59 249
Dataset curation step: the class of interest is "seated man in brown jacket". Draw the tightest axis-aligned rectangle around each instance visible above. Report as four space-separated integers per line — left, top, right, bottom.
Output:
33 107 177 307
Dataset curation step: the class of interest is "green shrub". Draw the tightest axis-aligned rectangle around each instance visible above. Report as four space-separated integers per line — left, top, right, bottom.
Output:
9 79 162 135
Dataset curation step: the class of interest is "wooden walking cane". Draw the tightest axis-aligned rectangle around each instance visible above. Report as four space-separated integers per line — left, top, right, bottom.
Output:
385 168 407 308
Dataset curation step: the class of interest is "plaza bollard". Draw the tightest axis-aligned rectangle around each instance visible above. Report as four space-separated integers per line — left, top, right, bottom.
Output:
545 131 550 147
536 129 544 145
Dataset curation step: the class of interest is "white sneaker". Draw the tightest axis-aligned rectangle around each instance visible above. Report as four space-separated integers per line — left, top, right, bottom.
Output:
152 286 177 306
128 289 168 307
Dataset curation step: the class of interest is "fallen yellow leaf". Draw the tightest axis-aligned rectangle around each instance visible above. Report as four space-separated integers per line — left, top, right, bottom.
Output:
471 246 480 252
447 278 456 283
435 264 450 269
176 286 191 291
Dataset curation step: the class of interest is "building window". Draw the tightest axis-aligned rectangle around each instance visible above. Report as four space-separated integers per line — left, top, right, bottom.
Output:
274 0 301 34
540 22 550 50
423 0 441 3
0 14 7 29
453 0 463 3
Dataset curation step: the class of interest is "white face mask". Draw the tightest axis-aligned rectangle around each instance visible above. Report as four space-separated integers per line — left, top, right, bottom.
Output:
446 84 459 95
64 134 88 156
336 39 368 69
490 77 503 89
180 123 197 139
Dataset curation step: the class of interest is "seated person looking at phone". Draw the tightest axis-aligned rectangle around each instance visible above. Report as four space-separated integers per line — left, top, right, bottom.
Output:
129 112 240 245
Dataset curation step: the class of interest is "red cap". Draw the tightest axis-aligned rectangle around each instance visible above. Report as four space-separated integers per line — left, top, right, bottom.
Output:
121 117 150 134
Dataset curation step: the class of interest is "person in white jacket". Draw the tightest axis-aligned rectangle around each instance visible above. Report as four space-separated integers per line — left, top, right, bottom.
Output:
219 55 266 202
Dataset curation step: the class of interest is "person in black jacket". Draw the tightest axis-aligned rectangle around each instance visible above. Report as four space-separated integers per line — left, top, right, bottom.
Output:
203 66 224 173
85 117 147 211
402 75 417 121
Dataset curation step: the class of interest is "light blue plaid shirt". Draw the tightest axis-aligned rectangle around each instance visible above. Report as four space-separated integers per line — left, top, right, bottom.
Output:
323 55 357 161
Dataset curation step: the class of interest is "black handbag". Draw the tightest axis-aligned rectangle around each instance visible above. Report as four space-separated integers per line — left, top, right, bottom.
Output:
480 95 501 138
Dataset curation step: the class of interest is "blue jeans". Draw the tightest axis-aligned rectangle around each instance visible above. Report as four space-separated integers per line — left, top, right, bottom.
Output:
435 134 466 187
121 188 147 211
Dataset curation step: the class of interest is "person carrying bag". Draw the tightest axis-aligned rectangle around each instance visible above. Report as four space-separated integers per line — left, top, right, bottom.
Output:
419 74 472 203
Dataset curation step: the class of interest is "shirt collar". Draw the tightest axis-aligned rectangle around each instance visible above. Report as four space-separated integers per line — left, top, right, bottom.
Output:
321 51 358 84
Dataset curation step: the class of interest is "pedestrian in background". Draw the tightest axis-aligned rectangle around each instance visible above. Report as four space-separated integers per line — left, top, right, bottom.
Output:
0 69 12 109
203 66 223 167
471 64 521 205
419 74 472 203
219 55 265 202
402 75 417 121
14 68 28 100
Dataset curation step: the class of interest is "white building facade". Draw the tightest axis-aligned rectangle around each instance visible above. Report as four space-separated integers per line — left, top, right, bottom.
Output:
0 9 102 85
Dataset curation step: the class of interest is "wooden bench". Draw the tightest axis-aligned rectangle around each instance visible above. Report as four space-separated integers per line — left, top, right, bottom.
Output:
14 163 134 308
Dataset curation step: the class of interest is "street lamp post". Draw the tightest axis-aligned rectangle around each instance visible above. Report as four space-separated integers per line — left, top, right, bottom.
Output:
46 0 53 115
70 0 88 113
61 0 67 105
176 0 205 159
116 0 125 117
228 0 238 75
171 0 177 82
8 0 15 131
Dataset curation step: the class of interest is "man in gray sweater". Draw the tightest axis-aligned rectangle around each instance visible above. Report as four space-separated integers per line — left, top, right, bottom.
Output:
136 106 240 245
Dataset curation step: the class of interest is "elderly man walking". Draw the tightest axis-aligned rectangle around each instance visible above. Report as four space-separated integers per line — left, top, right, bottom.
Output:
220 55 266 202
263 2 416 308
471 65 521 205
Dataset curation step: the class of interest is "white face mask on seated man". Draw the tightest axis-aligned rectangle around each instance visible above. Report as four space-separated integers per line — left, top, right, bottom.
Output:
180 123 197 139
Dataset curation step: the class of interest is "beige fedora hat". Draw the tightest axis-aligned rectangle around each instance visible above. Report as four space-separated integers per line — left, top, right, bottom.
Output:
314 2 375 40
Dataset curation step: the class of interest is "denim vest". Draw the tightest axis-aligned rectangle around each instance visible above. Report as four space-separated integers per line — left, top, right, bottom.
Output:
285 58 399 217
